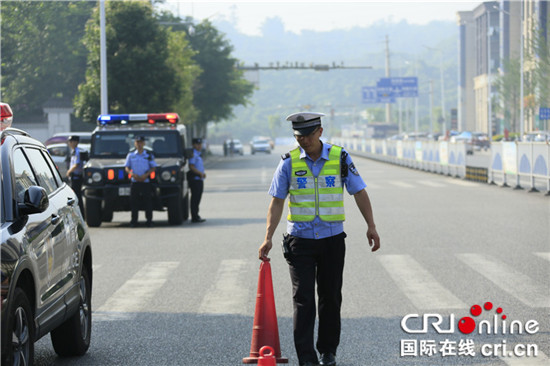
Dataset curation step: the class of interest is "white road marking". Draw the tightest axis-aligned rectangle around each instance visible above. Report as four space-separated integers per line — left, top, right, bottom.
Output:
261 166 270 185
365 182 381 190
378 254 466 309
417 180 446 188
534 252 550 262
446 179 478 187
501 350 549 365
94 262 179 321
456 254 550 308
388 181 415 188
198 259 250 315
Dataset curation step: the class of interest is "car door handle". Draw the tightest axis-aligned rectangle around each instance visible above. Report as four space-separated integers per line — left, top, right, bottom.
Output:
51 214 61 225
67 197 76 206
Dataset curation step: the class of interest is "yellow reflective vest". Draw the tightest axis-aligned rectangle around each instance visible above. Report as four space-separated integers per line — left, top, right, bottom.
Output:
288 145 345 222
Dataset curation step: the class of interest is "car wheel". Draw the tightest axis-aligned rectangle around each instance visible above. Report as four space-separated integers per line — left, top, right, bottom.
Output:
182 190 189 221
51 264 92 357
102 208 113 222
4 288 34 366
167 188 183 225
85 198 102 227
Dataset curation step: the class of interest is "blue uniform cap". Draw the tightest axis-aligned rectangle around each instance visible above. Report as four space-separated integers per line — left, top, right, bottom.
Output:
286 112 325 136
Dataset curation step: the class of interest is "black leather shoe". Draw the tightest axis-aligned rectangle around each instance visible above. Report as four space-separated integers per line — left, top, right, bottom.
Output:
191 218 206 223
319 353 336 366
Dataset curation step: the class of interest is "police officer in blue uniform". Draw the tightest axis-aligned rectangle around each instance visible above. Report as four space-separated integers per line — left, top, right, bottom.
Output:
125 135 157 227
67 135 85 216
188 138 206 223
258 112 380 366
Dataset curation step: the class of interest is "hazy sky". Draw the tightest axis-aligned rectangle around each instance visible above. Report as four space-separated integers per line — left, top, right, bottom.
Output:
159 1 480 35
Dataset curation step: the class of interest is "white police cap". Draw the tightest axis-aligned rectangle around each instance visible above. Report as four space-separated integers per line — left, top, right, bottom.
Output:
286 112 325 136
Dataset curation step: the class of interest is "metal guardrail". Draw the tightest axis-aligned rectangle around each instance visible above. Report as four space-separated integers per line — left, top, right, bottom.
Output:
332 137 550 195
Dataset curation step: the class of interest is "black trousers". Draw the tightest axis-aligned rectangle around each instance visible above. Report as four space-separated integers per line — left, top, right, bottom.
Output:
189 179 204 220
130 182 153 223
286 232 346 365
69 174 84 218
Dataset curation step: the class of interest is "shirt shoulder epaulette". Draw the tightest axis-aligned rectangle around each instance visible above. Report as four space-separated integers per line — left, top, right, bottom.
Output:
281 152 291 160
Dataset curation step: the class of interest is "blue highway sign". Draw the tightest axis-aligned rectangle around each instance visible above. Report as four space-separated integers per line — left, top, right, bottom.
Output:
376 77 418 98
539 107 550 120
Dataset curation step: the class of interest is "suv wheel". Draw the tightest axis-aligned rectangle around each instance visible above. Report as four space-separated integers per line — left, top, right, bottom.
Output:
182 191 189 221
5 288 34 366
51 264 92 356
102 208 113 223
167 188 183 225
85 198 102 227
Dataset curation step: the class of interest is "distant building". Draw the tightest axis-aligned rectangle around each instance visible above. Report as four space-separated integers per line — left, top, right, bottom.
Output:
456 0 549 136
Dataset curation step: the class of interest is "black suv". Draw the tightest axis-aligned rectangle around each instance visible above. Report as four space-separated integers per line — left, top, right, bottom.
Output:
83 113 191 227
1 121 93 364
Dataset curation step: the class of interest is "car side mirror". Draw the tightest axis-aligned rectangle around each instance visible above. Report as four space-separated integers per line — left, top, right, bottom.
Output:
184 148 194 159
18 186 49 216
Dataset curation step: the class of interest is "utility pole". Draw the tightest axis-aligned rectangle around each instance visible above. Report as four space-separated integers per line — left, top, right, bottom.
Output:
429 80 434 134
385 35 392 124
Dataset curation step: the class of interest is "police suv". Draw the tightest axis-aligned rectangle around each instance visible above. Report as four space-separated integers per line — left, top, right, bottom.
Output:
83 113 191 227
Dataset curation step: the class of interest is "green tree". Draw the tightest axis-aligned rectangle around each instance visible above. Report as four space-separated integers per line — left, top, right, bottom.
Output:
166 31 202 125
0 1 94 117
185 20 255 136
75 1 198 123
531 22 550 113
493 58 521 132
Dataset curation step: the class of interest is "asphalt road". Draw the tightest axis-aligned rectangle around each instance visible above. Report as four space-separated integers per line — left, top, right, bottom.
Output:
34 144 549 366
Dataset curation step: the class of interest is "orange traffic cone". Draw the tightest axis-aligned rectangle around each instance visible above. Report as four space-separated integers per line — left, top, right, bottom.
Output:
243 258 288 364
257 346 276 366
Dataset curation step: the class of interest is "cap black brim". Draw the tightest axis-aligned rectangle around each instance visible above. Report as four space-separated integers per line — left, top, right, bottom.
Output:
293 126 318 136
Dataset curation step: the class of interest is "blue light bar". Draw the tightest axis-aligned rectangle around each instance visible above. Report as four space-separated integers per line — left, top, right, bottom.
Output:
97 113 179 125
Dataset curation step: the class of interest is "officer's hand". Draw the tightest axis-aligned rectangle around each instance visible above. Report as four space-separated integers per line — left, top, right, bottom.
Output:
258 239 272 260
367 226 380 252
202 173 206 179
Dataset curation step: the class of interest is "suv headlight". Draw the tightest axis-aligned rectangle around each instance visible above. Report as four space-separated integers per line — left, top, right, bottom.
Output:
86 170 103 184
92 172 102 183
160 169 177 182
161 170 172 181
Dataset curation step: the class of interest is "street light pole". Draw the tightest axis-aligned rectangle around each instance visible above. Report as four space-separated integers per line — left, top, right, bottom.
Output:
488 19 493 141
100 0 108 115
438 51 446 136
492 3 523 138
520 1 524 138
423 45 446 135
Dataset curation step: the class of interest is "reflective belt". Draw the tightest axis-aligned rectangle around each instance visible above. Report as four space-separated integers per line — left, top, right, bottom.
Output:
288 145 345 222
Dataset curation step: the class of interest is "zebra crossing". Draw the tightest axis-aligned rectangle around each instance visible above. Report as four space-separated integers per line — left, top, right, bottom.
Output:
91 252 549 364
93 252 549 319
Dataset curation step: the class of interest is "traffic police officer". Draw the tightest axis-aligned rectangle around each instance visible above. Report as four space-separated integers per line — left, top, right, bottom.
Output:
188 138 206 223
66 135 85 216
258 112 381 366
125 135 157 227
